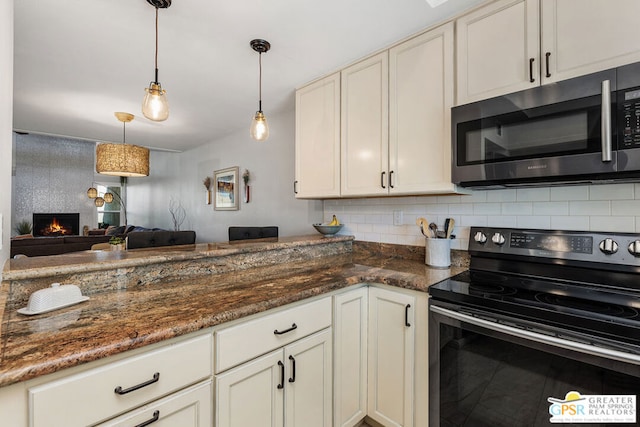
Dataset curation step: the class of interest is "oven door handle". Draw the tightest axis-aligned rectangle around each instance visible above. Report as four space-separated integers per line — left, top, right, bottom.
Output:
430 305 640 365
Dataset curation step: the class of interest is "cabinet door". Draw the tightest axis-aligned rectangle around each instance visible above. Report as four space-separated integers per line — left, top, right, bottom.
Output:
295 73 341 198
333 288 368 427
341 52 389 196
456 0 540 105
215 350 284 427
389 23 455 195
541 0 640 84
367 287 416 427
97 381 212 427
284 328 332 427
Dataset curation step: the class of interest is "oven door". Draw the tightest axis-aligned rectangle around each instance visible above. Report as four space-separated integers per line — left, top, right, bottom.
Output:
452 68 617 188
429 303 640 427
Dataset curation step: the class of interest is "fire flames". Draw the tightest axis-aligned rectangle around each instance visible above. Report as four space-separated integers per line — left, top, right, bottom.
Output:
40 217 73 236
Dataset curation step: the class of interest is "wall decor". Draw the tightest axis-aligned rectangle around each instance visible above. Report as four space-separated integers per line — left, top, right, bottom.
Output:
214 166 239 211
203 176 212 205
242 169 250 203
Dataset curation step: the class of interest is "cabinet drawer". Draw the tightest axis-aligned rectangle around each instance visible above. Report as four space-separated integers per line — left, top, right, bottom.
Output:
96 381 212 427
215 297 331 373
29 333 212 427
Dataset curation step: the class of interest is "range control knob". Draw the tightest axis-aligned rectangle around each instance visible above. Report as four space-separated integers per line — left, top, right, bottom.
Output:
598 238 619 255
628 240 640 257
491 232 506 246
474 231 487 244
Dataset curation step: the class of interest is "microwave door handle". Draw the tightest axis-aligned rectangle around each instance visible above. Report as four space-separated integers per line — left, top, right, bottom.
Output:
601 79 612 162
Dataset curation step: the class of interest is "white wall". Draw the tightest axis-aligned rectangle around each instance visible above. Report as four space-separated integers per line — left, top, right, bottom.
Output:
325 183 640 251
127 108 323 242
0 1 13 272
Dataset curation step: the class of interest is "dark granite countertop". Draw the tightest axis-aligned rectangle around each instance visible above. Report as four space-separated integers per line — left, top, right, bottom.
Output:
0 240 466 388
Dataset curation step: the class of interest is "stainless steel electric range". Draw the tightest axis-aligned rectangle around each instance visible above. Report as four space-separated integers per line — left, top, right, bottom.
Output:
429 227 640 427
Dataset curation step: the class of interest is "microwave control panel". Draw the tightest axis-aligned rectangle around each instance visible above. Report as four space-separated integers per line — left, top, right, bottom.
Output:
621 87 640 147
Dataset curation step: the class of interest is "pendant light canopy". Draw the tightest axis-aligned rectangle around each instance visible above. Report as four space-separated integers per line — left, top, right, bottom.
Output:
250 39 271 142
142 0 171 122
96 112 150 177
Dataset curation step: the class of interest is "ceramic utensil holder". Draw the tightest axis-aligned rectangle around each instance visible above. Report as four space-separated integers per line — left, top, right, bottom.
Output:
425 238 451 268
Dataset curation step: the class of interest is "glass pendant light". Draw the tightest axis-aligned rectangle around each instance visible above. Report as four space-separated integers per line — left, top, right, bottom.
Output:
142 0 171 121
250 39 271 142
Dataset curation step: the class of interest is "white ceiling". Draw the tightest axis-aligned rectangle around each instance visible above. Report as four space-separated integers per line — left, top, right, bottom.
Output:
13 0 485 152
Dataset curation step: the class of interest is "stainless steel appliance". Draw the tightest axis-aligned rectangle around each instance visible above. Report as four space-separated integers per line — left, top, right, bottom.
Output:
429 227 640 426
451 61 640 188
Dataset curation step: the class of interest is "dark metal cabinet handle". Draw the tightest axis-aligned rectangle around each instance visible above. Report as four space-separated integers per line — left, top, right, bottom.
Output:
288 355 296 383
405 304 411 327
277 360 285 389
114 372 160 395
389 170 394 188
274 323 297 335
529 58 535 83
545 52 551 78
381 171 386 189
293 180 298 194
135 410 160 427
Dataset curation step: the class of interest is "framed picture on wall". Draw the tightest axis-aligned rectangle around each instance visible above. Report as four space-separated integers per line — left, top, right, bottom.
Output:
214 166 239 211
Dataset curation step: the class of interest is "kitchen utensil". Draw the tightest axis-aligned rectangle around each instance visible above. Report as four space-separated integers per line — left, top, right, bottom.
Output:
429 223 438 239
445 218 455 239
416 217 430 238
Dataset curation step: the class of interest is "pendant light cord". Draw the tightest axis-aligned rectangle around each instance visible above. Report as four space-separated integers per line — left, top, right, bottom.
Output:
258 52 263 112
122 121 127 145
154 7 159 84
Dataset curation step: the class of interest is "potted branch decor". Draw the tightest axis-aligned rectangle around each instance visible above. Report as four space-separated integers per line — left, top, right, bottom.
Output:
203 176 212 205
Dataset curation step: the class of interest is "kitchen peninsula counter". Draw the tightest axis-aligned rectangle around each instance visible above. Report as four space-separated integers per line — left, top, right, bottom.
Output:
0 235 466 388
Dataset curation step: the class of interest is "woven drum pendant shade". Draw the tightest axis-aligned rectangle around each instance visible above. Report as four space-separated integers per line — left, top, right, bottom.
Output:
96 112 150 177
96 143 149 177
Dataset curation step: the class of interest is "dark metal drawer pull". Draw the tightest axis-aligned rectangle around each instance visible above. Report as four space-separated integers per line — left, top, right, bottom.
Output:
545 52 551 78
529 58 535 83
288 355 296 383
405 304 411 327
277 360 285 389
135 410 160 427
381 171 386 189
274 323 297 335
114 372 160 395
389 170 394 189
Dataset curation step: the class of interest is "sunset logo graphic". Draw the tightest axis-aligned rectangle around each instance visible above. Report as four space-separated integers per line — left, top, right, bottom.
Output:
548 391 636 423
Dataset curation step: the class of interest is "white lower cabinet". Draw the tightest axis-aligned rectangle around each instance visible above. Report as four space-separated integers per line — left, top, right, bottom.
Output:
334 285 429 427
215 328 333 427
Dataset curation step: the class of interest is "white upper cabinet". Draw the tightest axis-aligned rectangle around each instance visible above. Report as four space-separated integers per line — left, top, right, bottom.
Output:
456 0 540 105
389 22 457 194
341 52 389 197
295 73 341 198
540 0 640 84
457 0 640 105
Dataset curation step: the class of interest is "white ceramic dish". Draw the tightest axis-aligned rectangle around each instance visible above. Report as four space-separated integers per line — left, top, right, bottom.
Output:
18 283 90 316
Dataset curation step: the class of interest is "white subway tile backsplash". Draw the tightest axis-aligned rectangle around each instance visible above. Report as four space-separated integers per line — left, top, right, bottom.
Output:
325 184 640 248
550 185 589 201
551 216 589 230
569 201 610 216
533 201 569 216
516 188 550 202
589 184 634 200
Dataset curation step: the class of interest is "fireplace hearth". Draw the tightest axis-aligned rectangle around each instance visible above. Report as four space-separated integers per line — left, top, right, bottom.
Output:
32 213 80 237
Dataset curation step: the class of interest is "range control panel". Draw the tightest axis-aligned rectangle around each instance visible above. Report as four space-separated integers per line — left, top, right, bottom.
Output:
469 227 640 266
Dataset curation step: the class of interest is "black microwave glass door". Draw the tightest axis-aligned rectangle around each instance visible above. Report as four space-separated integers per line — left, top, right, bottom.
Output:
456 96 605 167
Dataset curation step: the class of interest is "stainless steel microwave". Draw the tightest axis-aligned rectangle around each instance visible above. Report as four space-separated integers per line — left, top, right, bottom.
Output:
451 62 640 188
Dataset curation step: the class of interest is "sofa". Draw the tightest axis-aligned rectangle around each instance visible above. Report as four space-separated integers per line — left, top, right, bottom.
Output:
10 235 112 258
10 227 197 258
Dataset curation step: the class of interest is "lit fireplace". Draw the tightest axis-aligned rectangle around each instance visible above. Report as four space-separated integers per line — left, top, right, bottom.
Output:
32 213 80 237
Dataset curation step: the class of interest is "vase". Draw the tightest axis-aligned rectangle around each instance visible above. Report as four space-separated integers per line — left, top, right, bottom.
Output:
244 185 250 203
206 190 212 205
